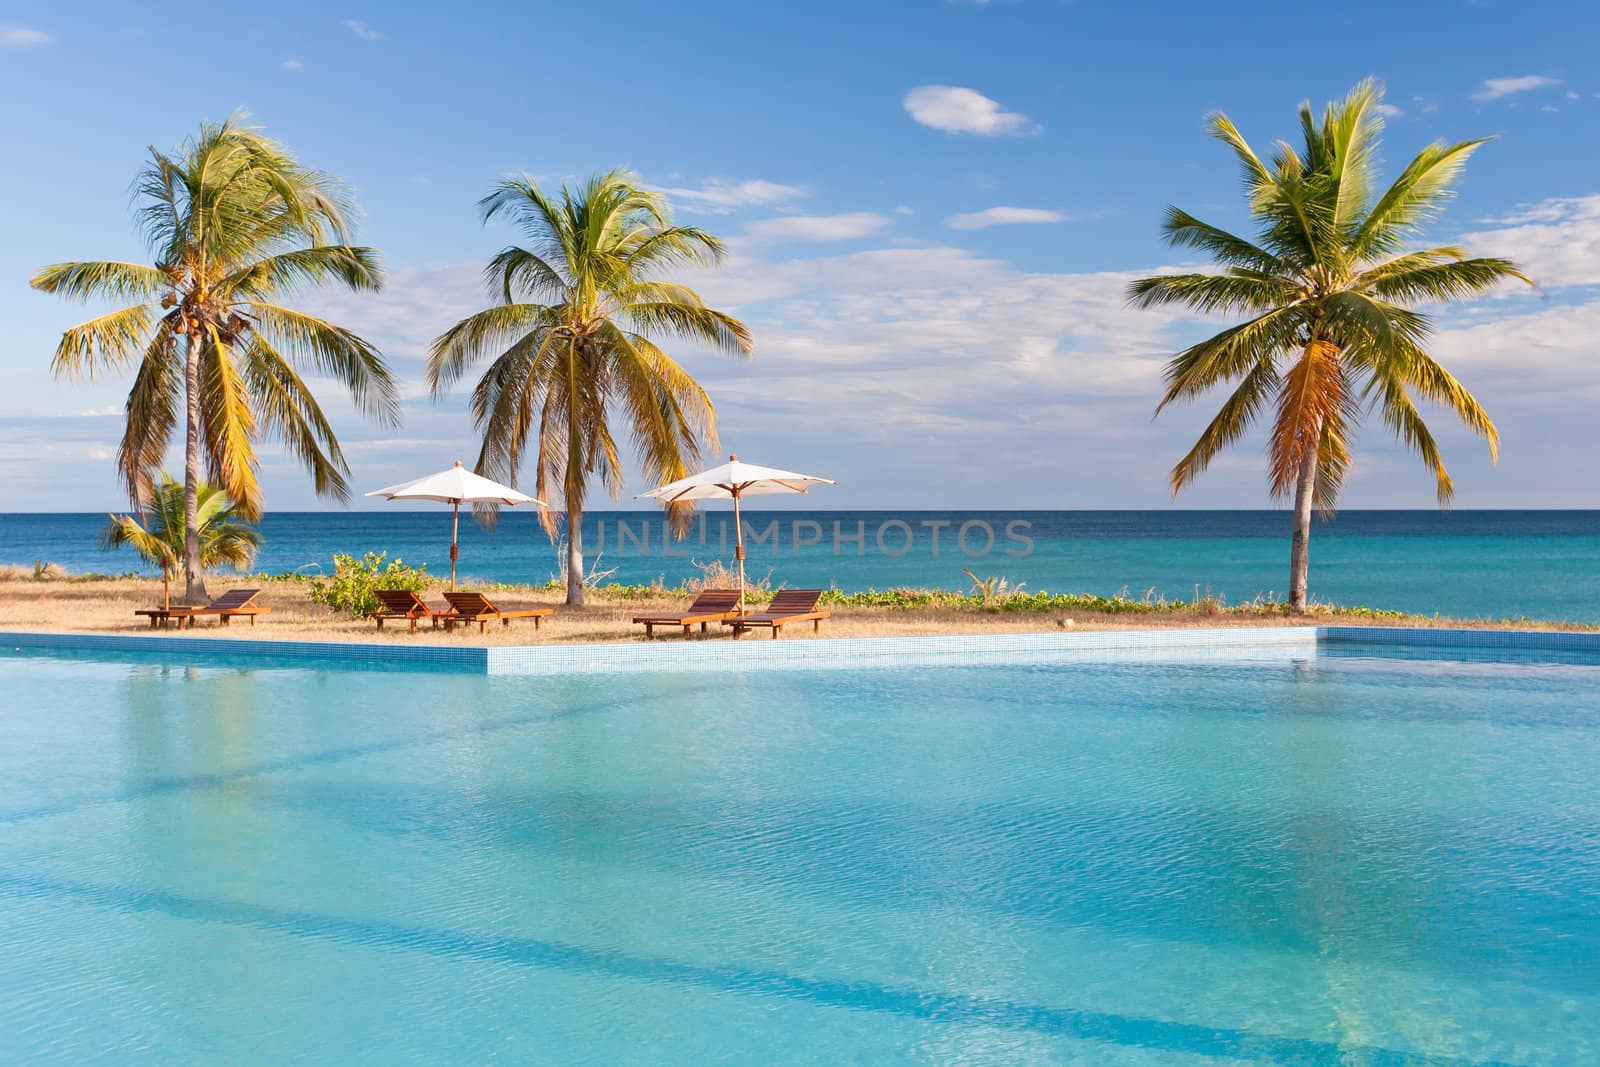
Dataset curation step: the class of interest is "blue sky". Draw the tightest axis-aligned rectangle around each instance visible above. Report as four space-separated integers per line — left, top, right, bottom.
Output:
1 0 1597 511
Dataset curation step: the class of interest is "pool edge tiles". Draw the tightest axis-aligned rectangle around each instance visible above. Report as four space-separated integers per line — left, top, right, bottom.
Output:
0 625 1322 675
485 625 1322 675
0 628 489 671
4 624 1596 676
1317 625 1600 653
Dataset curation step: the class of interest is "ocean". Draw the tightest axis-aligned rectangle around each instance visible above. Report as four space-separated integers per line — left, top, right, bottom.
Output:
2 510 1597 622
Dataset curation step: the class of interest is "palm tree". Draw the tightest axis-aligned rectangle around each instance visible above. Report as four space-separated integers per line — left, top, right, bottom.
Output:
33 116 398 602
426 170 753 605
1128 80 1530 609
103 473 262 611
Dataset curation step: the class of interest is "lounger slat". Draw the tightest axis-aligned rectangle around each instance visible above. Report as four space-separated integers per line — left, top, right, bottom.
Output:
135 588 269 629
722 589 829 639
440 590 553 633
631 588 743 638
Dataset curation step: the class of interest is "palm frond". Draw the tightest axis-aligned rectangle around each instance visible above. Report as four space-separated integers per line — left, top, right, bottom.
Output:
30 261 169 303
1155 307 1305 410
242 333 352 500
1128 271 1299 317
198 332 262 519
1372 375 1456 504
1168 358 1281 495
48 304 158 382
1354 138 1491 258
117 324 182 506
242 302 399 424
220 245 383 300
426 303 557 395
1362 255 1531 303
1267 341 1356 500
1157 209 1288 274
620 300 754 355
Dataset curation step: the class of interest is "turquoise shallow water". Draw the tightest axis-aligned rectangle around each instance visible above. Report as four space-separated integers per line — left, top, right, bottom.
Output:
4 510 1600 621
0 645 1596 1064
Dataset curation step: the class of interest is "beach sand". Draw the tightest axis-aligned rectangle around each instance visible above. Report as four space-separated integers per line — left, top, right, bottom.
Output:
0 576 1587 645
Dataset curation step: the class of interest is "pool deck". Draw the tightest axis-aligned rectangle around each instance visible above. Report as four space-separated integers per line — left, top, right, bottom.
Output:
5 624 1599 675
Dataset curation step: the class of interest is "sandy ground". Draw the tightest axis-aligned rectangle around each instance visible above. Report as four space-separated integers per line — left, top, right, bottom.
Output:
0 576 1587 645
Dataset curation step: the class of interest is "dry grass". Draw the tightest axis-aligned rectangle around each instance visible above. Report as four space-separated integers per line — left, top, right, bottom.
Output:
0 575 1587 645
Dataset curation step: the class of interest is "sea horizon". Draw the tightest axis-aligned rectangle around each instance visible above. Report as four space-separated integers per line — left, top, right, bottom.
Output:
7 508 1598 622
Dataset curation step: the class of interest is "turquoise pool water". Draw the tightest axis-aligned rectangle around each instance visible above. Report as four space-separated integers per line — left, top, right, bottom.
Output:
0 645 1596 1064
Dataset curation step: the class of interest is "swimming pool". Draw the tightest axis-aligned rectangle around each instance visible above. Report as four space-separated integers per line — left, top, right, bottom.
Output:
1 642 1595 1064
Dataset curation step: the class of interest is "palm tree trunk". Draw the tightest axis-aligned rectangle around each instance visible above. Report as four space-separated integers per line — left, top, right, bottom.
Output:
182 333 208 602
1288 430 1320 611
565 507 585 606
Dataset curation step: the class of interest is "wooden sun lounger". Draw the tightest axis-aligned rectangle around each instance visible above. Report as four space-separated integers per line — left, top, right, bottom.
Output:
440 591 553 634
369 589 446 631
723 589 830 639
135 588 270 629
632 589 743 639
134 606 199 630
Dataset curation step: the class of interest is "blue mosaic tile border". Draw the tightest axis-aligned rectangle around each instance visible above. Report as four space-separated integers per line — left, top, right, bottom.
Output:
1 626 1319 676
0 630 489 671
4 624 1595 676
1317 625 1600 653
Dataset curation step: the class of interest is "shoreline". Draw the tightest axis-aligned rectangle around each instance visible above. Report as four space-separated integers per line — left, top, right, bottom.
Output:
2 574 1592 646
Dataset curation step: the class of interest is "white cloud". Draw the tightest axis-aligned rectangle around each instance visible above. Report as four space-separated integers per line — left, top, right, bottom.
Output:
649 178 806 215
1472 75 1560 101
744 212 890 242
1566 91 1581 101
1436 301 1600 375
1461 194 1600 289
903 85 1037 136
255 193 1600 508
947 206 1067 230
1374 103 1404 118
342 19 381 41
283 58 304 71
20 222 1600 508
79 405 121 418
0 27 50 45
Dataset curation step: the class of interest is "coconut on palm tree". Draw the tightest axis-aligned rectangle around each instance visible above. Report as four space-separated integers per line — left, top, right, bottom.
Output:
1128 80 1530 609
426 170 753 605
103 473 261 611
33 116 398 602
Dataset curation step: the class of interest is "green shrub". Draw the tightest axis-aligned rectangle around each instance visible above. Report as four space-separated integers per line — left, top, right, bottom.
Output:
307 552 430 617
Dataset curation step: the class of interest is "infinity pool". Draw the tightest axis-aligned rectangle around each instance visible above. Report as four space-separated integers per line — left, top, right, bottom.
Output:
1 644 1596 1064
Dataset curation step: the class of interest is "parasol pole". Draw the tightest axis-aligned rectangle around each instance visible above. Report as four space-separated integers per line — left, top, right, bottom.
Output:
729 455 747 613
733 486 746 614
450 498 460 591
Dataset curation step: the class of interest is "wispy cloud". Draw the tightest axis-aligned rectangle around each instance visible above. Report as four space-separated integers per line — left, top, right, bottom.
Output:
342 19 382 41
903 85 1038 136
745 212 890 242
947 206 1068 230
1472 75 1560 101
283 58 304 71
650 178 806 215
1374 102 1404 118
0 27 50 46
